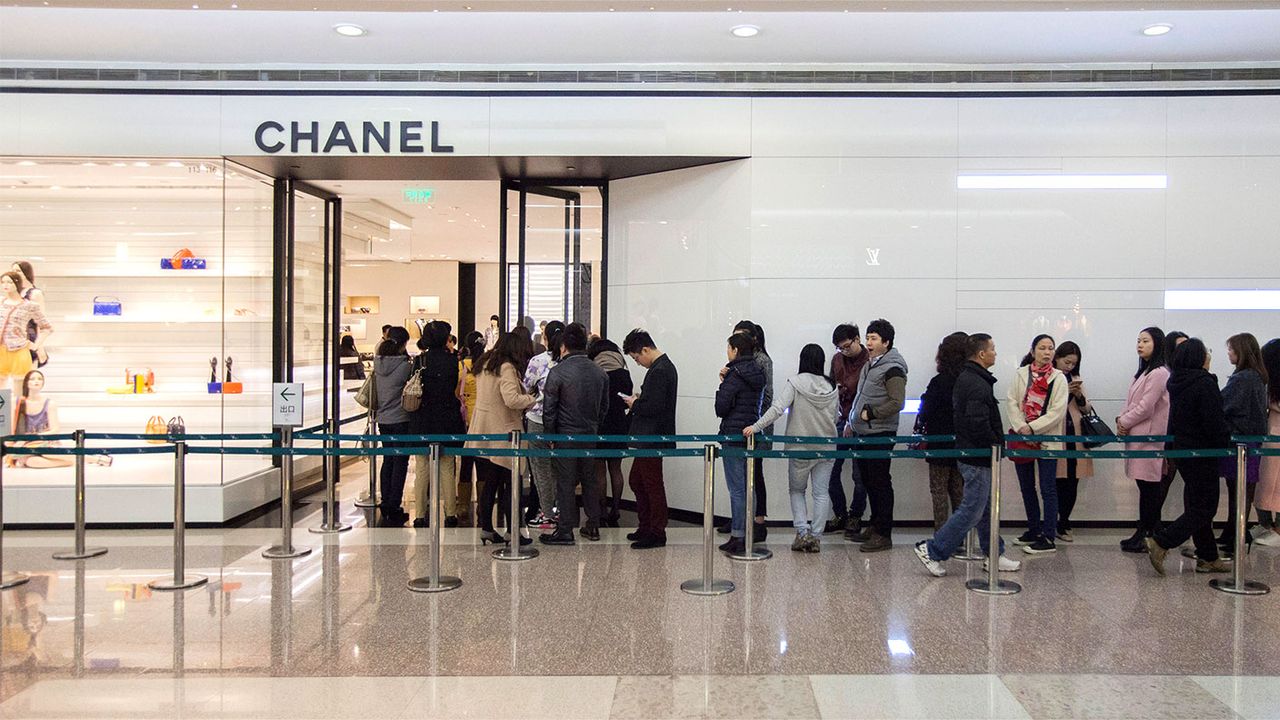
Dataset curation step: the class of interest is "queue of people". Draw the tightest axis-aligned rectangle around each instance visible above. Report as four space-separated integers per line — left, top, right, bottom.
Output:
355 314 1280 582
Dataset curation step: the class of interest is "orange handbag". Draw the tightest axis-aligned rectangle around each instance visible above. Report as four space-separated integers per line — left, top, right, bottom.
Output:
144 415 168 444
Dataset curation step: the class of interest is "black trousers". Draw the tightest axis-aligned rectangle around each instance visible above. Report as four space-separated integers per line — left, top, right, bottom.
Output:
856 431 896 538
1137 474 1174 535
475 457 512 533
1056 457 1079 532
752 456 768 517
1155 458 1220 561
555 442 600 533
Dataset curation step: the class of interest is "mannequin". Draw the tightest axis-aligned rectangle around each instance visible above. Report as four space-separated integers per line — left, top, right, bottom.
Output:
9 370 111 468
0 271 51 391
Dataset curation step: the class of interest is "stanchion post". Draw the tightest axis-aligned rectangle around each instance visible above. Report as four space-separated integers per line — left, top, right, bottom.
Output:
409 443 462 593
682 444 734 596
729 433 772 561
356 409 379 508
148 441 208 591
310 419 352 534
492 430 537 561
966 444 1020 596
1210 443 1270 596
53 429 107 561
0 444 31 589
265 426 311 560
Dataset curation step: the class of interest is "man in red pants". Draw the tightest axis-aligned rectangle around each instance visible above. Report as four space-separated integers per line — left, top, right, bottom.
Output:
622 329 678 549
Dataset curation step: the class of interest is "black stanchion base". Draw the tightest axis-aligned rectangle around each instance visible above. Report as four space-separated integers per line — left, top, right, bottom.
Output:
148 575 209 591
407 575 463 593
263 545 313 560
1209 578 1271 596
965 578 1022 595
680 578 735 596
52 547 108 561
1 572 31 590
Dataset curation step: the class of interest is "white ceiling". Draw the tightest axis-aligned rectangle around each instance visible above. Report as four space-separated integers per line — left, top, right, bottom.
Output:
331 179 603 265
3 6 1280 65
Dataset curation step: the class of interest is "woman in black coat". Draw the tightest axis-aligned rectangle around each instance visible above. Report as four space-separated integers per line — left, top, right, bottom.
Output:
1147 338 1233 575
410 320 468 528
917 332 968 530
589 338 633 527
714 332 766 555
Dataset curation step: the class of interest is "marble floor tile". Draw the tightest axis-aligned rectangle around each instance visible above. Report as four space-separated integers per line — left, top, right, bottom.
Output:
810 674 1032 720
609 674 820 719
999 674 1241 719
1192 676 1280 720
401 675 618 719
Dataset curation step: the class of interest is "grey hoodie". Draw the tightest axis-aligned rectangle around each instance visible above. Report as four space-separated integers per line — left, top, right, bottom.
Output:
373 355 414 425
751 373 839 450
849 348 909 435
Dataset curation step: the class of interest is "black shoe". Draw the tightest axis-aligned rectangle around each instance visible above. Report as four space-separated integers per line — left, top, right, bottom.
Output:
1121 537 1149 554
479 530 505 545
717 521 732 535
751 522 768 542
719 537 745 555
581 526 601 542
540 530 575 546
444 516 459 528
604 512 621 528
1013 531 1039 546
1120 530 1143 548
824 515 847 534
1023 538 1057 555
631 535 666 550
859 532 892 553
845 525 871 543
626 530 642 541
412 517 428 528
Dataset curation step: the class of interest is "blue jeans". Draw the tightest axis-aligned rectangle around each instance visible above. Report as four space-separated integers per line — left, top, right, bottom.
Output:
927 462 1006 561
723 455 748 538
1015 458 1058 540
828 418 868 519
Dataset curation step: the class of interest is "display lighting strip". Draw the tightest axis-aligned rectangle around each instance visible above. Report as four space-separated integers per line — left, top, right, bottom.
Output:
956 174 1168 190
1164 290 1280 311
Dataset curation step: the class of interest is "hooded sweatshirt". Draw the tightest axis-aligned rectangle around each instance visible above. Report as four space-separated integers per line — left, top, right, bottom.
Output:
849 348 909 435
372 355 414 425
716 356 767 439
750 373 839 450
1167 367 1231 450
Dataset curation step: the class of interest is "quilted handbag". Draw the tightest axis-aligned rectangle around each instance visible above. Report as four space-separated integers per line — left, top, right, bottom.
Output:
92 296 122 316
166 416 186 436
144 415 168 444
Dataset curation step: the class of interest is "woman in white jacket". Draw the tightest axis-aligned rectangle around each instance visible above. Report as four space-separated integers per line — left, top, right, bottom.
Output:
1006 334 1070 555
745 344 840 553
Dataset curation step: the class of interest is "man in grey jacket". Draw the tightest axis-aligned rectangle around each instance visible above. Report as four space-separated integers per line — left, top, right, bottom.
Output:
540 322 611 545
844 318 908 552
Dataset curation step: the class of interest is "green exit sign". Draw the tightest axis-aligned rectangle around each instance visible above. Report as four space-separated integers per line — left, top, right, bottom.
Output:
403 188 434 203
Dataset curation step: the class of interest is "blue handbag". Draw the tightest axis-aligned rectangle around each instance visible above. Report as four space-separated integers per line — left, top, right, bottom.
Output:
92 296 122 316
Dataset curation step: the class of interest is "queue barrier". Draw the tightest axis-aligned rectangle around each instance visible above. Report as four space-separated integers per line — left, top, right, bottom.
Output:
3 430 1279 600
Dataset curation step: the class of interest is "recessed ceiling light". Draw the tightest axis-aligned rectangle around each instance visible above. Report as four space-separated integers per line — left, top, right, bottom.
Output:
333 23 368 37
730 24 759 38
1142 23 1172 36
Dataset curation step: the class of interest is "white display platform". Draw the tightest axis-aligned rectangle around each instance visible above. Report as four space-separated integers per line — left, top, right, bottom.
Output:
3 454 280 525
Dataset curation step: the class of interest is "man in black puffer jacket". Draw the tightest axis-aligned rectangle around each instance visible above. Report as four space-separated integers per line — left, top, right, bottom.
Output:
714 332 766 555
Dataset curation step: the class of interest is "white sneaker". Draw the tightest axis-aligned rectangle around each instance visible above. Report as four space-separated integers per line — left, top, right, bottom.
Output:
1255 530 1280 548
1250 525 1272 541
983 555 1022 572
914 540 946 577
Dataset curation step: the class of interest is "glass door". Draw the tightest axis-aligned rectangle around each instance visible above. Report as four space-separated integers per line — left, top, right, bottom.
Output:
500 181 606 339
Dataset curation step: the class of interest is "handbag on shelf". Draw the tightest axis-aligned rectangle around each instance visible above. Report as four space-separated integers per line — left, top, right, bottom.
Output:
1078 409 1115 449
144 415 168 444
92 296 122 316
167 416 186 436
160 248 207 270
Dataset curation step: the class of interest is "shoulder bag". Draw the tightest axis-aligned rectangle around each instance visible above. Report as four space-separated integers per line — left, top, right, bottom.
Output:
401 357 424 412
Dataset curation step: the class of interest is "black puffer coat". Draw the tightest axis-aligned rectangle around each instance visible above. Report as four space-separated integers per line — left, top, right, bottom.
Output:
715 356 766 441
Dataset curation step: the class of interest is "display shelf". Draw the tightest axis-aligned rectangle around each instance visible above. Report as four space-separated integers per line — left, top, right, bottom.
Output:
62 315 270 324
40 269 271 279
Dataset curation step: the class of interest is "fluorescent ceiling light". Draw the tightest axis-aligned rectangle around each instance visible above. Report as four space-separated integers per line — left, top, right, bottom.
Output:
333 23 368 37
1164 290 1280 311
1143 23 1173 36
730 24 760 37
957 174 1167 190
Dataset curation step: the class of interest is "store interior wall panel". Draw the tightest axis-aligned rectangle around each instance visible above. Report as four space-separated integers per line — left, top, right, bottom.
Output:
488 96 752 158
1163 156 1280 279
342 261 461 351
474 262 500 330
957 96 1169 158
1166 95 1280 157
749 156 959 280
750 97 959 159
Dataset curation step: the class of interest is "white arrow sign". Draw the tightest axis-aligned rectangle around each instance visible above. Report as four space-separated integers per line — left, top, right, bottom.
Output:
0 389 10 436
272 383 304 427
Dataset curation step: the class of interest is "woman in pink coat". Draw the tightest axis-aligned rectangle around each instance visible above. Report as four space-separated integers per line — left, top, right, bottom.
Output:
1116 326 1172 554
1255 338 1280 547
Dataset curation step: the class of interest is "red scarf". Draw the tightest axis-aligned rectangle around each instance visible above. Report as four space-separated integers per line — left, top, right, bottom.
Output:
1021 362 1053 423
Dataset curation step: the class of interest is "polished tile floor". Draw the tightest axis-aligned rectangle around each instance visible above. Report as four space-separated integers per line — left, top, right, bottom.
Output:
2 467 1279 719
